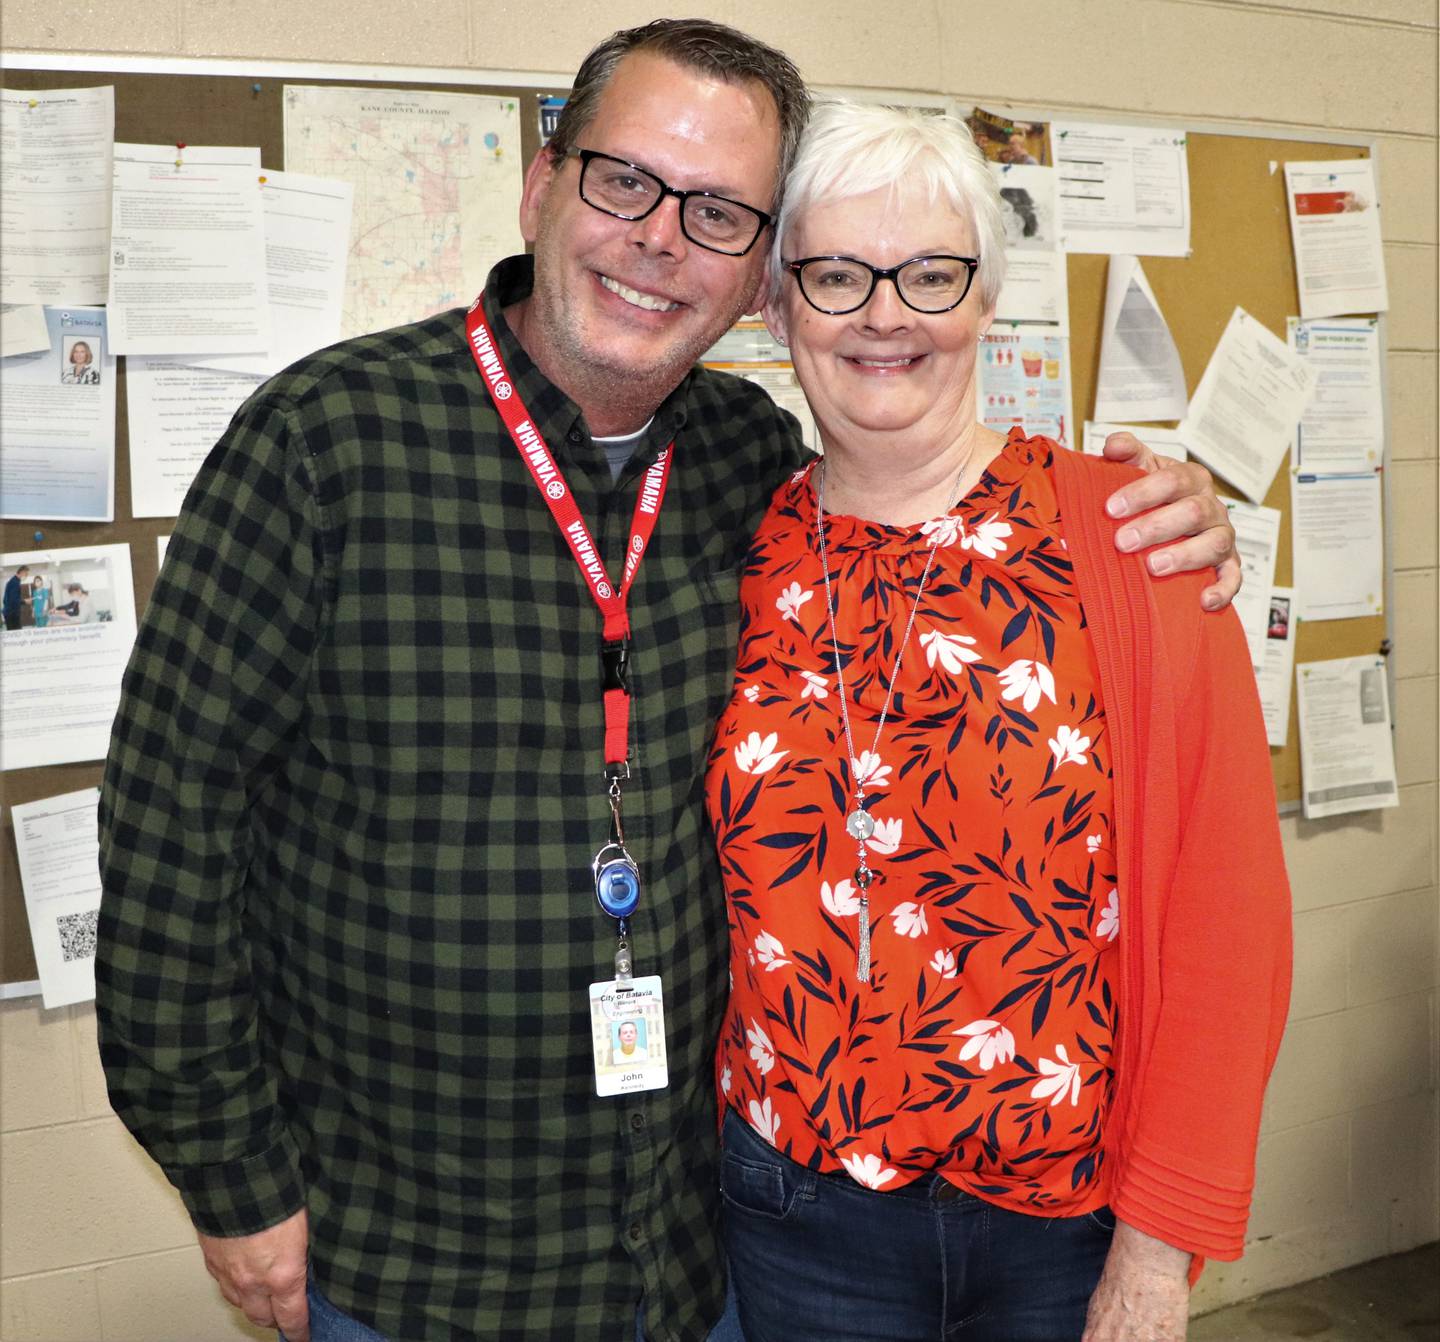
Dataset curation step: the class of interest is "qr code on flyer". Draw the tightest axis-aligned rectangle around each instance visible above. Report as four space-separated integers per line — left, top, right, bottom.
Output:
56 909 99 963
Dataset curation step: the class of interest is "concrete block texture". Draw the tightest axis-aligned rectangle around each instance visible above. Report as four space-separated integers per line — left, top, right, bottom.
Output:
1384 245 1440 353
1388 353 1439 461
1280 784 1435 913
1 1118 196 1278
0 1267 101 1342
1346 888 1440 1006
1392 568 1438 679
95 1246 270 1342
1394 678 1439 788
1392 459 1440 570
1 0 179 52
0 1001 80 1134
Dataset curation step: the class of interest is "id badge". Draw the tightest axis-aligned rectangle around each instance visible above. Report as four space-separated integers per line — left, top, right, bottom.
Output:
589 975 668 1097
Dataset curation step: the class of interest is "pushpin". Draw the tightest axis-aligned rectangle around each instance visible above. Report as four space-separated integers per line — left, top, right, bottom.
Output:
252 83 263 96
258 174 268 184
28 99 38 108
33 531 44 544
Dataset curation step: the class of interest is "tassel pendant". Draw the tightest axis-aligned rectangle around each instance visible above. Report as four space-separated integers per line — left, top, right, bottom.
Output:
856 894 871 983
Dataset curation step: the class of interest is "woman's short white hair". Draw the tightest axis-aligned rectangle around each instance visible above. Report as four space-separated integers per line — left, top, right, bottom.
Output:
773 100 1008 312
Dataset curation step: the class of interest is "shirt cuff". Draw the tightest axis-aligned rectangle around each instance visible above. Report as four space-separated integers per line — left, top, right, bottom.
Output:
164 1128 306 1237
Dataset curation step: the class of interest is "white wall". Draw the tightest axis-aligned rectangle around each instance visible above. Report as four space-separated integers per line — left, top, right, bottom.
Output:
2 2 1436 1338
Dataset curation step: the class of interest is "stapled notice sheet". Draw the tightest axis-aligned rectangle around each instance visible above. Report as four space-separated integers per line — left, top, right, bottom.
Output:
0 306 115 522
1284 159 1388 320
1287 317 1383 473
1 85 115 305
1180 307 1314 504
1093 256 1186 422
1082 422 1188 461
107 144 269 358
1296 654 1399 819
1052 121 1190 257
1290 470 1384 621
0 543 136 771
1222 498 1282 673
989 162 1069 330
1258 586 1297 749
12 788 102 1009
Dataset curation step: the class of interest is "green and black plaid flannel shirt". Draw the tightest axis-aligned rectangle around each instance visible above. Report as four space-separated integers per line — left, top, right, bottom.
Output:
97 256 807 1341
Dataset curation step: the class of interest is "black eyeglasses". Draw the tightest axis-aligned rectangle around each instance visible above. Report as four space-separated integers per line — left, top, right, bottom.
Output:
785 253 981 314
565 148 773 257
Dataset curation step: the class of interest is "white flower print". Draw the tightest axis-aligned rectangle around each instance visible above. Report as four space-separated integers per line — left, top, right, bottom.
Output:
919 628 982 674
821 879 861 918
866 817 903 855
929 948 959 979
800 670 830 701
1031 1044 1082 1107
961 513 1013 559
1096 889 1120 942
775 581 814 623
953 1019 1016 1072
890 902 928 938
747 1020 776 1075
1086 832 1103 854
1048 724 1092 768
721 1063 732 1094
998 658 1057 713
733 731 788 775
748 1094 782 1144
743 684 761 703
852 750 892 788
920 515 963 548
753 930 791 972
840 1151 899 1190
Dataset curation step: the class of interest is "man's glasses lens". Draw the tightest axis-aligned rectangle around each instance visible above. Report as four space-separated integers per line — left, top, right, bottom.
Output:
793 255 978 313
576 151 768 256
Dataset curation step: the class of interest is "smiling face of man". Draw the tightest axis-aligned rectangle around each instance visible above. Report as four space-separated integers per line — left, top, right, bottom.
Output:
510 51 783 435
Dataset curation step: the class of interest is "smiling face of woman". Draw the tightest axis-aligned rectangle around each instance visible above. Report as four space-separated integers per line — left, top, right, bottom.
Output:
765 185 994 453
69 341 92 367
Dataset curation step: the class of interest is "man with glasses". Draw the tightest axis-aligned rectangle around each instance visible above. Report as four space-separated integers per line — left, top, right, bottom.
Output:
97 19 1239 1342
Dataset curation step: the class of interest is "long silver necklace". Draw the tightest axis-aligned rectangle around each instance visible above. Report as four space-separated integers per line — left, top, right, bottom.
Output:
816 459 967 983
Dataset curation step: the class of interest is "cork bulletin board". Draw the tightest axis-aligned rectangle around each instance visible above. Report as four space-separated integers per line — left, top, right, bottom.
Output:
0 65 1386 986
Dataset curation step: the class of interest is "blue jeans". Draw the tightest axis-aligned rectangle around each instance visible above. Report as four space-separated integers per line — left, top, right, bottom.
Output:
720 1108 1114 1342
280 1280 388 1342
286 1274 745 1341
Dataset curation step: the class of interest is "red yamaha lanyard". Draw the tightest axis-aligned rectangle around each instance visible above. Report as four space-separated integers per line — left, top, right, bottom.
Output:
464 300 673 772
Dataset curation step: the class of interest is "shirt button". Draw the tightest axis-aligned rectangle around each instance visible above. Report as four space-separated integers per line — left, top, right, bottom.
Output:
628 1222 644 1242
630 1112 646 1131
567 427 584 443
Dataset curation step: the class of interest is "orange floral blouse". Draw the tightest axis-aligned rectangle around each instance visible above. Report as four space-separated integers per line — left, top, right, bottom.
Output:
707 431 1119 1215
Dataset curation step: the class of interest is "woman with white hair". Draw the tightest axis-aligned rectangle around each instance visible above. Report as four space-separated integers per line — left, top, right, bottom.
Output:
705 102 1291 1341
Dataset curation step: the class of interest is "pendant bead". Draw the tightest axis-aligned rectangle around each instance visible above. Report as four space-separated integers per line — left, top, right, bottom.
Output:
845 808 876 840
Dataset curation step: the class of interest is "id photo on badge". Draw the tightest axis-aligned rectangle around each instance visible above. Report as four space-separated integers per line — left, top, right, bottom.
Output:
589 977 668 1096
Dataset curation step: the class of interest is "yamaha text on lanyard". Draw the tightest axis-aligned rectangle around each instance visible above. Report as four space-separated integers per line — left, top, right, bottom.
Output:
466 297 674 1094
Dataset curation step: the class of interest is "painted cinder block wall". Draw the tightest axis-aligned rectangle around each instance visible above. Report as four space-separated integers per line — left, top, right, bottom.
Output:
2 2 1436 1337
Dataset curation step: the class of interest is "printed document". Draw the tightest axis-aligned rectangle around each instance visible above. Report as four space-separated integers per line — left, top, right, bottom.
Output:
108 144 269 356
0 543 136 770
1180 307 1314 504
1287 317 1383 472
1257 586 1297 749
1093 257 1186 421
1222 498 1282 673
0 306 115 522
1082 422 1188 461
126 358 264 517
12 788 102 1008
1296 655 1399 819
977 328 1073 450
1 303 51 357
1290 470 1384 621
284 85 523 337
1 85 114 305
990 163 1069 330
1285 159 1388 319
1053 122 1190 257
195 168 353 377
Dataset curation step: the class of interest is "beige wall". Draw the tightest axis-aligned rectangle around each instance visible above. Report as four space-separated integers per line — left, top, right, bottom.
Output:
2 2 1437 1338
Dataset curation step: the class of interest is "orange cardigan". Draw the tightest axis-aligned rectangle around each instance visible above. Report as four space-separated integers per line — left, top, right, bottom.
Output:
1053 448 1292 1269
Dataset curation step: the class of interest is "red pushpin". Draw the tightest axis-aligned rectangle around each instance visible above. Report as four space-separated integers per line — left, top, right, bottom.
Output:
176 142 185 150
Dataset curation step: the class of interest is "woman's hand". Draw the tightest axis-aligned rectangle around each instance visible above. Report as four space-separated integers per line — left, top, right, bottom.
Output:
1101 431 1240 612
1082 1219 1192 1341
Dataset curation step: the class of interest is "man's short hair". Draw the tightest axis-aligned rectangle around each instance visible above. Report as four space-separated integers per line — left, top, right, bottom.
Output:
547 19 810 211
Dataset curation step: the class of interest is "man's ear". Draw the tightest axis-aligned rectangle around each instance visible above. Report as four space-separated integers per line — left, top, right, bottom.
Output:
518 147 561 245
